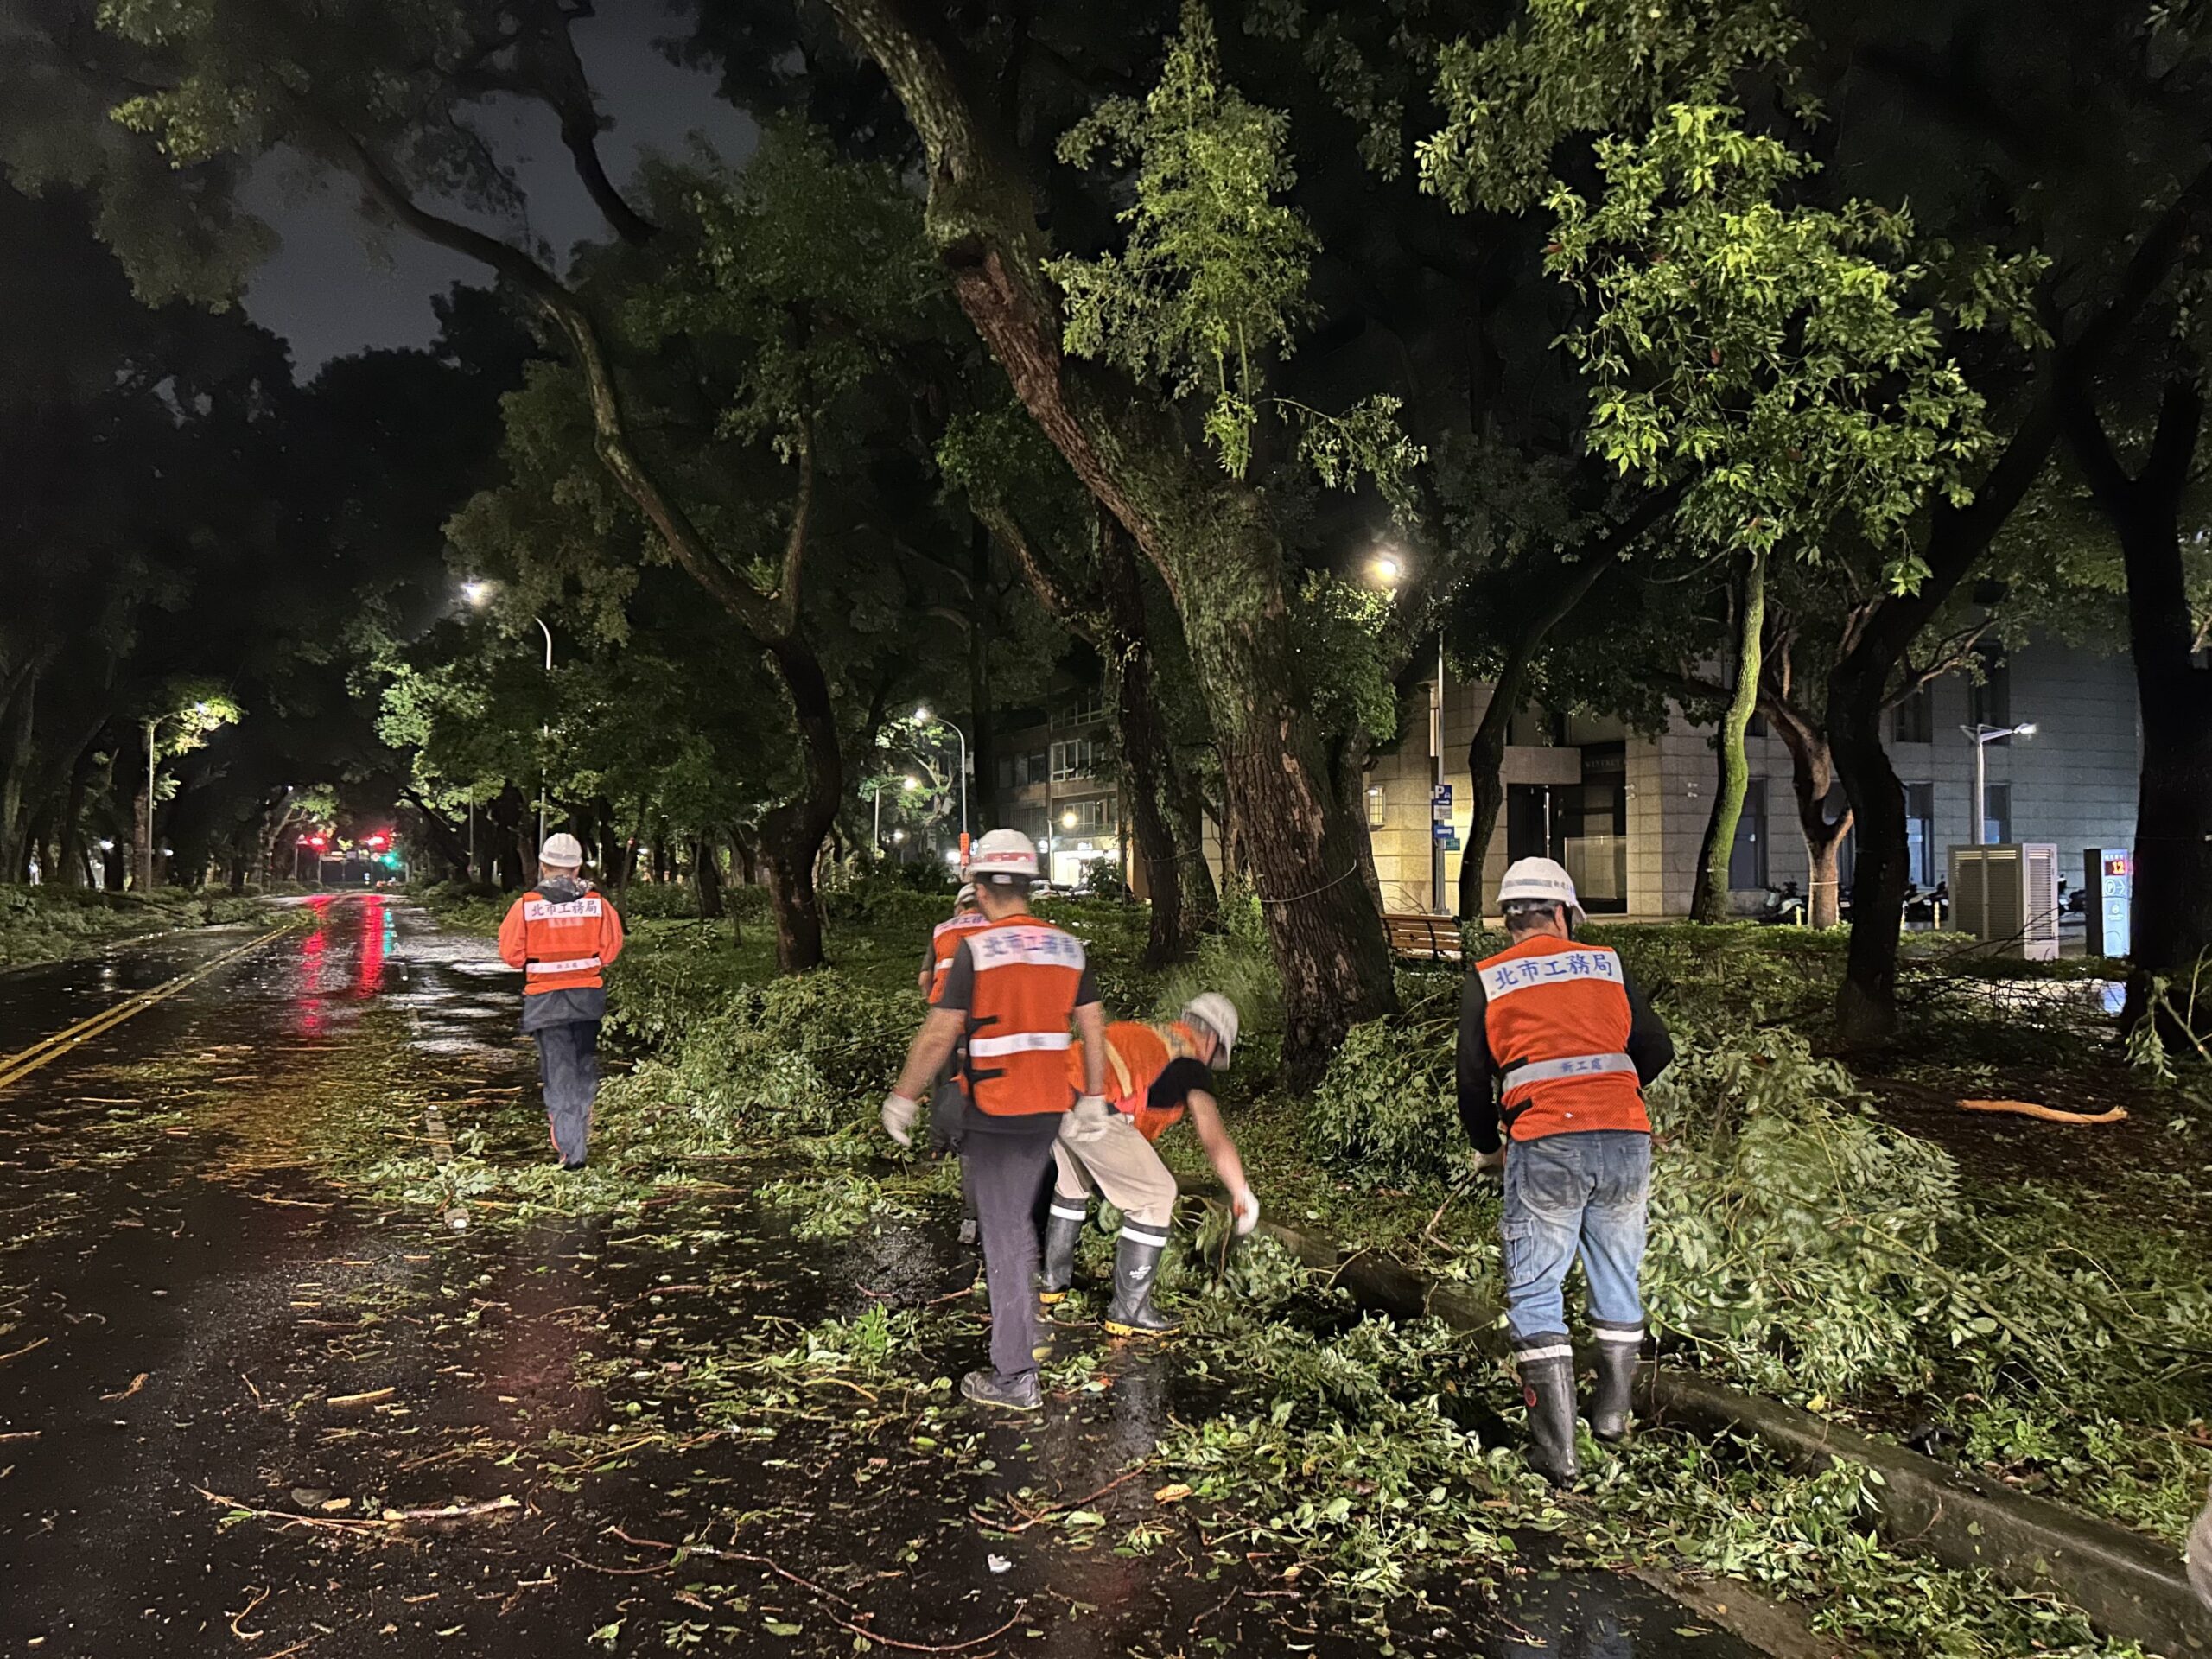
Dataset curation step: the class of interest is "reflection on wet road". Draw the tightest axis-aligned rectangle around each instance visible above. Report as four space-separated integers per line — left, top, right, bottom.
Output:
0 899 1762 1657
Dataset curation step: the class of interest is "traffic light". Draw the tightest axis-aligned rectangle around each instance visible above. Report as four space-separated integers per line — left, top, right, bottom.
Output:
308 835 327 849
364 833 388 849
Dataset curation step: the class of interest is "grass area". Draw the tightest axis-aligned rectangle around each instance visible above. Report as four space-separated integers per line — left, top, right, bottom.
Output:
396 880 2209 1651
0 882 269 969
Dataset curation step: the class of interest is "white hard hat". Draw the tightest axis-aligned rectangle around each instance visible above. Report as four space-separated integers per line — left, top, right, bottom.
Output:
1180 992 1241 1065
967 829 1040 882
954 882 978 908
1498 856 1583 927
541 832 586 868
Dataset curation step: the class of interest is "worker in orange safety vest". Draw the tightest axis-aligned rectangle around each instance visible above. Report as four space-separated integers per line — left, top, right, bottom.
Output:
1040 994 1260 1336
881 830 1107 1413
496 832 626 1170
1459 856 1673 1484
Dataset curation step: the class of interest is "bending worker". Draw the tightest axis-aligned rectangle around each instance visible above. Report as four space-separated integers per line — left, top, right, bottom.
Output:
497 832 626 1171
882 830 1107 1413
1041 995 1261 1336
1459 857 1673 1484
919 882 990 1243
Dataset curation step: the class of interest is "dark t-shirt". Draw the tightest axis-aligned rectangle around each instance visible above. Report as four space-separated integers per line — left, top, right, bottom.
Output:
1148 1056 1213 1117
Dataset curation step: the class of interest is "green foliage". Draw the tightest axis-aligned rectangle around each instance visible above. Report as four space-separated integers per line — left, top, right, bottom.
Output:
1050 2 1314 480
604 967 916 1142
0 884 264 969
756 1171 920 1240
1289 572 1401 750
1048 2 1421 504
1543 103 2037 584
1418 0 1808 213
1304 1007 1459 1189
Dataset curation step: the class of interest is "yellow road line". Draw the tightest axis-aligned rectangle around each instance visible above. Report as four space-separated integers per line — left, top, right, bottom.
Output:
0 920 304 1092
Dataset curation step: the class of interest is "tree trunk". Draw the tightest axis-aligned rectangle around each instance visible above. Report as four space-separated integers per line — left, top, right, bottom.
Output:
55 758 92 889
1459 701 1512 923
1766 703 1851 929
818 0 1392 1077
756 635 842 973
402 788 474 880
1829 645 1913 1044
1098 518 1186 966
695 831 725 921
2063 377 2212 1023
133 767 154 893
731 823 760 888
1162 747 1220 946
967 521 998 832
1692 551 1767 923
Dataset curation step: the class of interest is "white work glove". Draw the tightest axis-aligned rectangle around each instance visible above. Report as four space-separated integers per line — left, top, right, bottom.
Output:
1470 1146 1506 1175
880 1092 920 1147
1062 1094 1113 1145
1230 1186 1261 1236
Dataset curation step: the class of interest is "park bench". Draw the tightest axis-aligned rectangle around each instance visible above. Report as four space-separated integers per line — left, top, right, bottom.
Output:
1383 912 1463 963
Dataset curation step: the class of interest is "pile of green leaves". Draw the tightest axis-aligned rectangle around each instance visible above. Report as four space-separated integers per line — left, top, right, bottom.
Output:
0 883 266 969
601 969 915 1144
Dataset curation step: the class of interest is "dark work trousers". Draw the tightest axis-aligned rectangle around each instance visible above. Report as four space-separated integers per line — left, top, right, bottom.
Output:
963 1120 1061 1382
534 1020 601 1166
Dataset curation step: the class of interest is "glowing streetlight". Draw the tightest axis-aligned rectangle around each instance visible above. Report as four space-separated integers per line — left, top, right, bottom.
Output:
462 579 492 607
1961 721 2037 845
903 776 921 791
1370 552 1404 586
911 709 969 847
1060 809 1078 830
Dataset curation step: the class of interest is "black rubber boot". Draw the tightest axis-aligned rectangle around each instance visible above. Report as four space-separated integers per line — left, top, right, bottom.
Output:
960 1369 1042 1412
1103 1227 1180 1337
1588 1324 1643 1442
1516 1337 1580 1485
1039 1198 1087 1305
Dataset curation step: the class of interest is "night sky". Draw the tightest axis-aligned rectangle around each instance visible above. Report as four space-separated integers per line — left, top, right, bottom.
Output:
240 5 754 374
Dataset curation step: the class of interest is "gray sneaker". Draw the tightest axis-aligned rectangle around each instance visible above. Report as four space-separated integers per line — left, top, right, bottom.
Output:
960 1369 1042 1412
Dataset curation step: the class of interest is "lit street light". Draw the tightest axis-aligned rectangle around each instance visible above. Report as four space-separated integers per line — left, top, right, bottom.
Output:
1961 721 2037 845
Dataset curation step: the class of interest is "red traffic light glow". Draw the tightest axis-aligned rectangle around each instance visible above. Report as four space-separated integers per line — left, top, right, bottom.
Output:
308 836 328 849
364 834 388 849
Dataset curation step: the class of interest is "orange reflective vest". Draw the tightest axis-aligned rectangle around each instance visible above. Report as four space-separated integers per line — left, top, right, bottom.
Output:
498 886 626 995
927 911 992 1007
960 916 1088 1117
1065 1020 1207 1142
1476 935 1648 1141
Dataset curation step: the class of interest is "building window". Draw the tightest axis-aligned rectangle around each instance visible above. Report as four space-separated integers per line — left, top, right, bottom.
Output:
1893 682 1934 744
1000 750 1048 788
1904 782 1936 886
1058 798 1114 835
1365 785 1386 830
1062 690 1105 727
1727 779 1769 889
1970 646 2012 738
1982 782 2012 848
1050 738 1099 781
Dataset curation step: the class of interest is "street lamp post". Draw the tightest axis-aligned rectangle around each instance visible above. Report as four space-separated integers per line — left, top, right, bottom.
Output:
1961 721 2037 845
912 709 969 852
1370 550 1446 913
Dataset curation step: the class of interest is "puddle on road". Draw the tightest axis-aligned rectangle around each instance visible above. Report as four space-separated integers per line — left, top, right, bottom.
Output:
0 901 1759 1658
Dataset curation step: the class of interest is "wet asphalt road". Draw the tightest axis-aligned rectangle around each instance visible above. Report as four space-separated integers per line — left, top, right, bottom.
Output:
0 897 1765 1658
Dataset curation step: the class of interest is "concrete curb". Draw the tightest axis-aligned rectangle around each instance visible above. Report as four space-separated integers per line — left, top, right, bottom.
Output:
1178 1188 2212 1656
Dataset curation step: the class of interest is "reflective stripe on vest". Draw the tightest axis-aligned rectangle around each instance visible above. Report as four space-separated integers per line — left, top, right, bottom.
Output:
1501 1051 1636 1100
528 955 603 976
962 918 1087 1116
969 1031 1073 1058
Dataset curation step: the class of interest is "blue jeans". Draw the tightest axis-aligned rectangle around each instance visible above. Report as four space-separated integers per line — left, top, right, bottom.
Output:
1502 1129 1650 1343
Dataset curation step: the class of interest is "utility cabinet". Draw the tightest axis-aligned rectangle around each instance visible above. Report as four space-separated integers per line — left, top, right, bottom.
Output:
1949 843 2063 962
